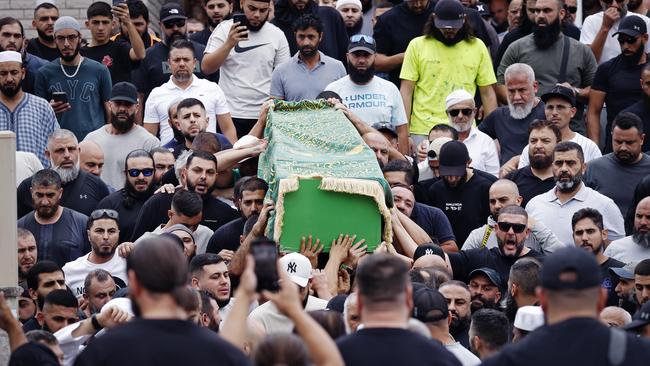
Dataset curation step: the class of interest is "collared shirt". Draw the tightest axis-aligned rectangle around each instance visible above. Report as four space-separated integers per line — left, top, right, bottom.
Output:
270 51 346 101
461 127 499 177
144 75 229 144
0 93 59 166
525 183 625 246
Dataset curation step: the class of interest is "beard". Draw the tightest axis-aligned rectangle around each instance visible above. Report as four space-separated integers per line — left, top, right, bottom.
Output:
633 229 650 248
615 148 640 164
299 44 318 58
111 111 135 133
173 69 192 83
451 120 472 132
37 28 54 43
449 311 471 335
36 202 59 219
503 294 519 322
530 152 553 169
165 31 186 45
622 43 645 67
532 17 562 50
247 16 268 32
471 293 497 313
497 236 525 258
186 178 215 197
443 173 467 189
51 160 80 184
60 42 81 62
92 242 117 258
508 98 535 119
432 26 468 46
0 78 22 98
554 171 582 193
125 176 155 198
348 62 375 84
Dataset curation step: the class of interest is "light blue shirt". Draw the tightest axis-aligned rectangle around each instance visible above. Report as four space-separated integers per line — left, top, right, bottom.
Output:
270 51 346 101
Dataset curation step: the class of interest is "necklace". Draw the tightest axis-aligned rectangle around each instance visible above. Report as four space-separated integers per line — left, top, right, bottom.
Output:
60 57 84 78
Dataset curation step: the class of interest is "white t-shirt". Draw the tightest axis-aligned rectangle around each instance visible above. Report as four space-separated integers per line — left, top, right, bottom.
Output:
604 235 650 263
205 20 290 119
445 342 481 366
580 12 650 64
248 295 328 334
134 224 214 255
16 151 43 186
144 75 230 144
325 76 408 128
62 253 128 298
84 125 161 189
518 133 602 168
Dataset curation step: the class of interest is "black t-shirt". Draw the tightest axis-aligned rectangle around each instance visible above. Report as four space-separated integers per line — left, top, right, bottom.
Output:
73 319 250 366
26 38 60 61
506 166 555 207
132 40 216 99
336 328 461 366
481 318 650 366
622 97 650 153
130 191 239 240
17 208 90 267
429 170 495 244
410 202 456 244
448 247 545 284
190 27 212 46
414 177 438 205
374 2 492 86
95 189 151 243
479 102 547 165
206 216 245 254
17 170 110 218
81 41 139 84
601 257 625 307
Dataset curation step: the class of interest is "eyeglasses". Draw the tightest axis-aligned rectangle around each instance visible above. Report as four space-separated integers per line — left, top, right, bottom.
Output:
128 168 155 177
350 34 375 44
54 34 79 43
602 0 626 4
497 222 527 233
163 19 186 29
618 35 639 45
447 108 473 117
90 209 119 221
565 6 577 14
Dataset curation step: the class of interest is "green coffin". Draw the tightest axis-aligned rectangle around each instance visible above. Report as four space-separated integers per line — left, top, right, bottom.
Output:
258 100 393 252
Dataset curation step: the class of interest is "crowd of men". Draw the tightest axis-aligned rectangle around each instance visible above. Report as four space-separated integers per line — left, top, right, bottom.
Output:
4 0 650 364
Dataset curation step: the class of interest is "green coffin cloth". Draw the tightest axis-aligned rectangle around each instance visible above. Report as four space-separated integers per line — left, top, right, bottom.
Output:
258 100 393 252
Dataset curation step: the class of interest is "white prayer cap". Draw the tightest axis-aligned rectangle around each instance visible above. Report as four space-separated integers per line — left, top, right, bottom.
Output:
337 0 362 10
445 89 474 110
0 51 22 64
36 0 57 6
513 306 545 332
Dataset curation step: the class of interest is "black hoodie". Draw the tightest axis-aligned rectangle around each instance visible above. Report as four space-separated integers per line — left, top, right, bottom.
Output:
273 0 349 64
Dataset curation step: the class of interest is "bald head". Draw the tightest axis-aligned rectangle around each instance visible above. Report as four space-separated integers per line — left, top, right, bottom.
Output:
78 140 104 177
489 179 522 218
599 306 632 328
413 254 452 278
363 132 390 168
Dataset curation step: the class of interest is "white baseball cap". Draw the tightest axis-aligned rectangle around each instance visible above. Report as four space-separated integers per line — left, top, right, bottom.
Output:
513 305 545 332
279 252 313 288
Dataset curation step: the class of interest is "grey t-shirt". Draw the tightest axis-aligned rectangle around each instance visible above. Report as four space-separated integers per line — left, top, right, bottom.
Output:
270 52 346 102
84 125 161 189
584 153 650 216
497 34 597 95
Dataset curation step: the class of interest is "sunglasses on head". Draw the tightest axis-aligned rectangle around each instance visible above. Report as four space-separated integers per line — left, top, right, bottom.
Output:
447 108 473 117
128 168 155 177
164 19 186 28
90 209 119 221
497 221 527 233
565 5 577 13
618 35 639 45
350 34 375 44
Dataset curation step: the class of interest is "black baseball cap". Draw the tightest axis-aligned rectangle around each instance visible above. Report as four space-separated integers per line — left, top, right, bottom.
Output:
434 0 466 29
372 122 398 139
160 3 187 23
623 301 650 331
413 243 445 261
613 15 647 38
412 286 449 323
110 82 138 104
348 34 376 54
438 140 469 176
541 85 575 107
541 246 602 290
469 268 503 289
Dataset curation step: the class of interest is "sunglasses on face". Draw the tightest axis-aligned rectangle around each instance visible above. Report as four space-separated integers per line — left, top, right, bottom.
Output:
618 35 639 45
164 19 186 28
447 108 473 117
602 0 626 4
127 168 155 177
565 6 577 13
497 221 527 233
90 209 119 221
